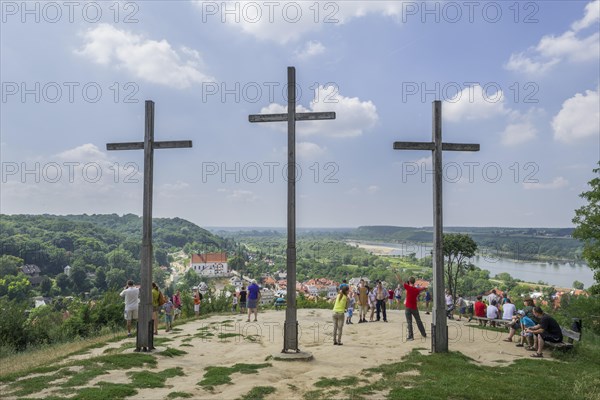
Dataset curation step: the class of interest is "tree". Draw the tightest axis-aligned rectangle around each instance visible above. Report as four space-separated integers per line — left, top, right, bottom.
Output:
105 268 126 290
573 162 600 293
70 265 89 294
0 274 31 300
443 233 477 300
40 276 52 296
55 273 70 294
572 280 585 290
0 254 23 276
95 268 108 291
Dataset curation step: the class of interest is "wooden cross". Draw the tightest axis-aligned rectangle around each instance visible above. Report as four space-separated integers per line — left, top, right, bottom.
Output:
393 100 479 353
249 67 335 354
107 100 192 352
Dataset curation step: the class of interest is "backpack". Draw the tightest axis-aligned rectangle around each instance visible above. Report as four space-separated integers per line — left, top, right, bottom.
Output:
158 291 166 306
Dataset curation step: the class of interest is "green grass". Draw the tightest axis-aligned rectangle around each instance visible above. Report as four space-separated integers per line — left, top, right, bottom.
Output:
167 391 194 399
159 347 188 357
128 367 185 388
62 367 108 387
305 339 600 400
239 385 276 400
6 368 74 396
218 332 243 340
198 363 272 390
75 382 137 400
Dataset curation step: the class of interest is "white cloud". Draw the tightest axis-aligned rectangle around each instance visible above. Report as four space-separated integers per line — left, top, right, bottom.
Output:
76 24 213 89
505 1 599 74
443 84 508 122
259 86 378 138
295 40 326 60
226 189 258 202
297 142 327 158
367 185 379 194
523 177 569 190
572 0 600 32
552 88 600 142
194 1 406 44
501 120 537 146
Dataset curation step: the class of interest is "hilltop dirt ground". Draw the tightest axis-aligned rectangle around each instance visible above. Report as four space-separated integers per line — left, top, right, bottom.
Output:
2 309 533 399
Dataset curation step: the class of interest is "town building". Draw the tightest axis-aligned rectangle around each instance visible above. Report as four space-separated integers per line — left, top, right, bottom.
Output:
190 252 228 276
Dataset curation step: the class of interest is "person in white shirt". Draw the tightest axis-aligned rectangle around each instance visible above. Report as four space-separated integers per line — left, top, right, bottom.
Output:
445 290 454 319
487 290 498 306
486 300 500 327
502 298 516 321
120 280 140 337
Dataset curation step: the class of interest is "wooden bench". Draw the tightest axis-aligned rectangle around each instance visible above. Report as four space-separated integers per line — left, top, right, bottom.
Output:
544 326 582 350
470 316 512 327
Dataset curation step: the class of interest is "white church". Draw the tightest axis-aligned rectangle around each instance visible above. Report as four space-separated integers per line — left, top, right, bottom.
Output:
190 252 229 276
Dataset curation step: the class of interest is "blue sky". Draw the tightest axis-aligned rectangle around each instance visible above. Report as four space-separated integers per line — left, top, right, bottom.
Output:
1 0 599 228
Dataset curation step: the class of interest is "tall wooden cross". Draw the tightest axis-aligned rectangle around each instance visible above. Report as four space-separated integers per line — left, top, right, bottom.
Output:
249 67 335 354
393 100 479 353
107 100 192 352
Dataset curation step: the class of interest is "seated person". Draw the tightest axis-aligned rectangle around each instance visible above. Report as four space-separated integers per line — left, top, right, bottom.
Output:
516 310 536 348
525 306 563 358
486 300 500 327
472 295 487 325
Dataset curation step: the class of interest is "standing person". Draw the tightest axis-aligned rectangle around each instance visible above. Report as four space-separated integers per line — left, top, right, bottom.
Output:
151 282 161 335
455 294 467 321
368 286 376 322
445 290 454 320
487 289 498 306
239 285 247 314
375 281 388 322
163 297 174 332
387 287 395 309
120 280 139 337
232 290 239 313
424 289 432 315
332 285 349 345
394 284 403 309
404 277 427 340
339 279 349 291
247 280 261 322
357 279 369 323
526 307 563 358
346 291 355 324
193 287 203 318
172 290 182 320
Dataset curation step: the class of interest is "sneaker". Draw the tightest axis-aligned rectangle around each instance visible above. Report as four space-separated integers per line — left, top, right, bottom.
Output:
406 337 414 341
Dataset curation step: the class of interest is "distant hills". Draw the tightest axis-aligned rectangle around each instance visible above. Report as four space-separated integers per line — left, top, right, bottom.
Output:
0 214 232 276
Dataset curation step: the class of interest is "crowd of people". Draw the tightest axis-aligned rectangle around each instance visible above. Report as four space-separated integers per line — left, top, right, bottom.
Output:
331 277 429 345
120 279 565 358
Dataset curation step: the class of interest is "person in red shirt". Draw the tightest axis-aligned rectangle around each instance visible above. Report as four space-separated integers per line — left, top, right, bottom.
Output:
472 295 487 326
403 276 427 340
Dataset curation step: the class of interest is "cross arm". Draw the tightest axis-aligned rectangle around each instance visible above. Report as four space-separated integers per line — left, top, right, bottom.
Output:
107 141 192 151
393 142 479 151
249 112 336 123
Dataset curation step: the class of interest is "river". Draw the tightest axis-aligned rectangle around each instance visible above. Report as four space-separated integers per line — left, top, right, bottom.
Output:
347 241 594 288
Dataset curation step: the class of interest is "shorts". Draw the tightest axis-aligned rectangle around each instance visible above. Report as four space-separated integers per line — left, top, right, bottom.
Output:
248 299 258 309
541 332 562 343
395 296 401 300
460 307 466 314
240 301 247 308
165 314 172 324
125 309 138 321
194 304 200 312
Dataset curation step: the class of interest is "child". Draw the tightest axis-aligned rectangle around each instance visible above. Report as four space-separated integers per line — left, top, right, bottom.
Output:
346 291 355 324
163 297 174 332
232 291 239 313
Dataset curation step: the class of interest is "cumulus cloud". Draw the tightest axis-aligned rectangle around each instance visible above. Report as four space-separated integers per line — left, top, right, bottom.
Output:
76 24 213 88
295 40 326 60
194 1 406 44
552 88 600 142
505 1 599 74
297 142 327 158
523 177 569 190
443 84 508 123
258 85 378 138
